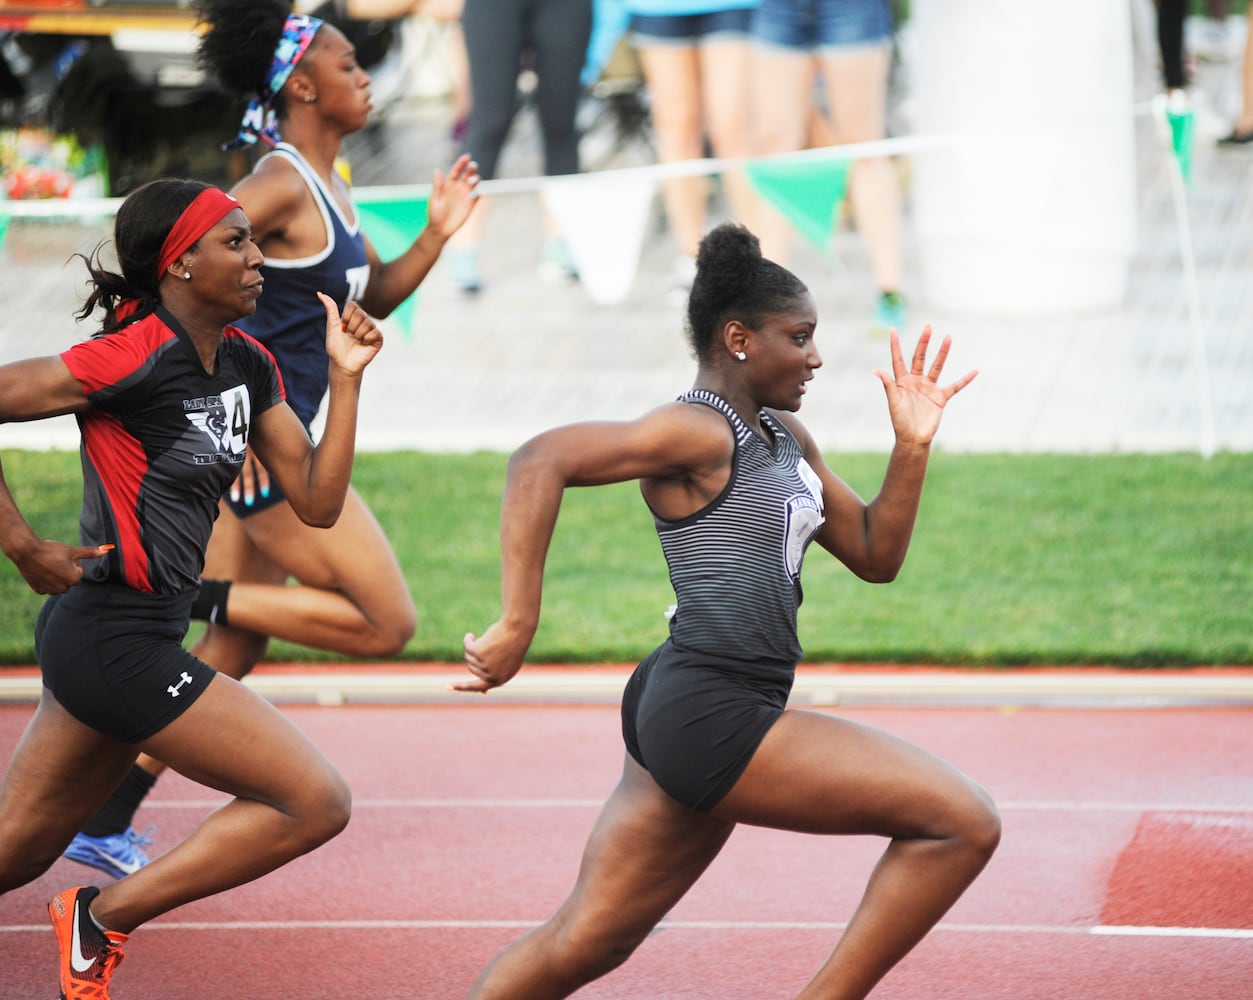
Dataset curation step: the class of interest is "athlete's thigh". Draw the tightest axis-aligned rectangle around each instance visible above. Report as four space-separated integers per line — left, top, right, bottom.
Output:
712 709 991 838
560 755 734 942
139 673 342 806
242 486 412 612
202 498 286 586
0 691 136 849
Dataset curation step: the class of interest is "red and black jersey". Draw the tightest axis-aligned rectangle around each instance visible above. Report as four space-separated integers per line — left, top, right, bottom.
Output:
60 307 285 595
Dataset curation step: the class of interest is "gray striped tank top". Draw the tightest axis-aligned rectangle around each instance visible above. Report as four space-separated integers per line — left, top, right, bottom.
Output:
655 389 826 666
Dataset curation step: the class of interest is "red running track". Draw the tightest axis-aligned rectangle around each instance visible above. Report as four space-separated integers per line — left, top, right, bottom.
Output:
1 700 1251 999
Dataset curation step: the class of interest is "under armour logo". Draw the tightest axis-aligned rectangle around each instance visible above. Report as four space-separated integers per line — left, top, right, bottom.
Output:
168 672 193 697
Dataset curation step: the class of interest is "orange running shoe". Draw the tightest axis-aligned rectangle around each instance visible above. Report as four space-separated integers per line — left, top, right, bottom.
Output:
48 886 128 999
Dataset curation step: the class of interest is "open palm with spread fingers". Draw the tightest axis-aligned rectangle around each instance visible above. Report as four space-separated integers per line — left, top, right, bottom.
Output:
427 154 481 239
873 326 977 446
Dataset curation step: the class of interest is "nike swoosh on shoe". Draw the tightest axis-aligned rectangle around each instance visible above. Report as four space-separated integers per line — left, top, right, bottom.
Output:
70 897 95 973
88 844 145 877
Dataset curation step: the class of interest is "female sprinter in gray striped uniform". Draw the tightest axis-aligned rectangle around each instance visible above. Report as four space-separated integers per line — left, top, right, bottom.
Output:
454 222 1001 1000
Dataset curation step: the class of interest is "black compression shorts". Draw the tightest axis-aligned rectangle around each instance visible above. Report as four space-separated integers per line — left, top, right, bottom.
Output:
621 641 795 811
36 583 216 744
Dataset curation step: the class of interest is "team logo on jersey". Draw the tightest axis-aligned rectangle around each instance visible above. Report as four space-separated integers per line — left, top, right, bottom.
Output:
783 459 826 580
345 263 370 302
184 384 251 464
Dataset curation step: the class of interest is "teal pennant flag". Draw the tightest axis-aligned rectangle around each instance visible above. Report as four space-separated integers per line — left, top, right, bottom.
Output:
355 196 430 340
745 155 851 252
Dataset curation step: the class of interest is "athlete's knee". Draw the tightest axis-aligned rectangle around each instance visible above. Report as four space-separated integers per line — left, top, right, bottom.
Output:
0 829 58 893
349 602 416 659
953 782 1001 861
550 911 647 983
374 606 417 658
290 768 352 849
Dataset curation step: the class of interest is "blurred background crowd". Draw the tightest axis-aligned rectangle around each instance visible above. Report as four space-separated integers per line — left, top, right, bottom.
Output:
2 1 1251 330
1 1 1251 456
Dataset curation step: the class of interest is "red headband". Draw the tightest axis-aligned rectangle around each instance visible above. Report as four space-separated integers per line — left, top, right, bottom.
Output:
156 188 241 279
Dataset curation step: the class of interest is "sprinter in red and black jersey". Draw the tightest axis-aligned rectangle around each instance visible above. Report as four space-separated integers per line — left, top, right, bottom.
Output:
63 1 479 887
0 177 381 999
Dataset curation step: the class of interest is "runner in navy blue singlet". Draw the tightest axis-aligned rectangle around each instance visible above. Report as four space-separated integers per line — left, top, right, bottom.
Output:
455 223 1001 1000
0 177 382 997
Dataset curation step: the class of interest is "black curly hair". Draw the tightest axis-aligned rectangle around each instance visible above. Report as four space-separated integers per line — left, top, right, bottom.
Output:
685 223 809 362
194 0 308 115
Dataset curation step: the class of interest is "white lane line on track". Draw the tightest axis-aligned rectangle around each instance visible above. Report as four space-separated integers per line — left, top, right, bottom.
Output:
1092 926 1253 939
136 798 1253 813
3 920 1251 939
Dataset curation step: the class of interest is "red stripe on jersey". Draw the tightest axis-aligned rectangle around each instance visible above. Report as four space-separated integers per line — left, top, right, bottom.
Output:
62 322 175 393
82 411 152 592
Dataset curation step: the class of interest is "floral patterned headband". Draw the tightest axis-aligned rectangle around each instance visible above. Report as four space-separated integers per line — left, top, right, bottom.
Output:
222 12 324 150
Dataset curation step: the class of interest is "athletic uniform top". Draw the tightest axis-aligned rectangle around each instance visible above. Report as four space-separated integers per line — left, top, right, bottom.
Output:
236 142 369 429
60 307 285 595
654 389 826 666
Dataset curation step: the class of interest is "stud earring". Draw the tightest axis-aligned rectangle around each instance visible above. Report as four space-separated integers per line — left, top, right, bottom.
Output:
304 94 317 103
183 272 191 280
735 351 747 362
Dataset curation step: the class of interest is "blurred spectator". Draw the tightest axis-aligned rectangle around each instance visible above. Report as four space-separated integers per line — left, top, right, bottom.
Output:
749 0 904 336
1218 13 1253 144
1189 0 1244 63
1156 0 1189 98
620 1 763 298
447 0 594 293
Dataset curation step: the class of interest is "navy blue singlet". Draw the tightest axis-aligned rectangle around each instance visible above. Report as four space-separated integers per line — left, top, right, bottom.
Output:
236 142 370 429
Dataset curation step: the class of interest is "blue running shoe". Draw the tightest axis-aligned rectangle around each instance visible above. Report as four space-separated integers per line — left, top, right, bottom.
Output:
871 290 907 338
63 826 153 879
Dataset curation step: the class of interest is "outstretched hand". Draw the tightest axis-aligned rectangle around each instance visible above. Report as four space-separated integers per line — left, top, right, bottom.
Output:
427 154 481 240
319 293 383 377
872 327 977 447
451 619 533 694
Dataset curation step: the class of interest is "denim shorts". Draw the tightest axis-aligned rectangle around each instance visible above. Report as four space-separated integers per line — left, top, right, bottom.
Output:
751 0 893 52
631 8 754 46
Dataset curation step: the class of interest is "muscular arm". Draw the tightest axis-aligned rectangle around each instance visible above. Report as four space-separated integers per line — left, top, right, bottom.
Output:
246 297 381 528
0 357 112 591
457 403 733 692
777 412 930 583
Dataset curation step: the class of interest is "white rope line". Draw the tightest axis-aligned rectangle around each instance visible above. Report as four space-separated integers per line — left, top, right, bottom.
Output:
0 100 1161 218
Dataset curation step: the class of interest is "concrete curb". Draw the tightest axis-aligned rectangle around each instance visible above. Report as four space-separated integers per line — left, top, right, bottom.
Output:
2 666 1251 708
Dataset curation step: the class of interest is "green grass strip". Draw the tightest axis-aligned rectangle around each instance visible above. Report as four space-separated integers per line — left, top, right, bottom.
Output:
0 450 1248 667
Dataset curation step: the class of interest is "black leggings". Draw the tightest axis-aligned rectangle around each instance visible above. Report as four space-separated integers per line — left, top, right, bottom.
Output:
1156 0 1187 91
460 0 593 179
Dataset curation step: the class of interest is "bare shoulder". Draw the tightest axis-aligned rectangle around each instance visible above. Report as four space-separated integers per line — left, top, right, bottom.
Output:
634 399 736 479
230 155 309 235
646 399 736 450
